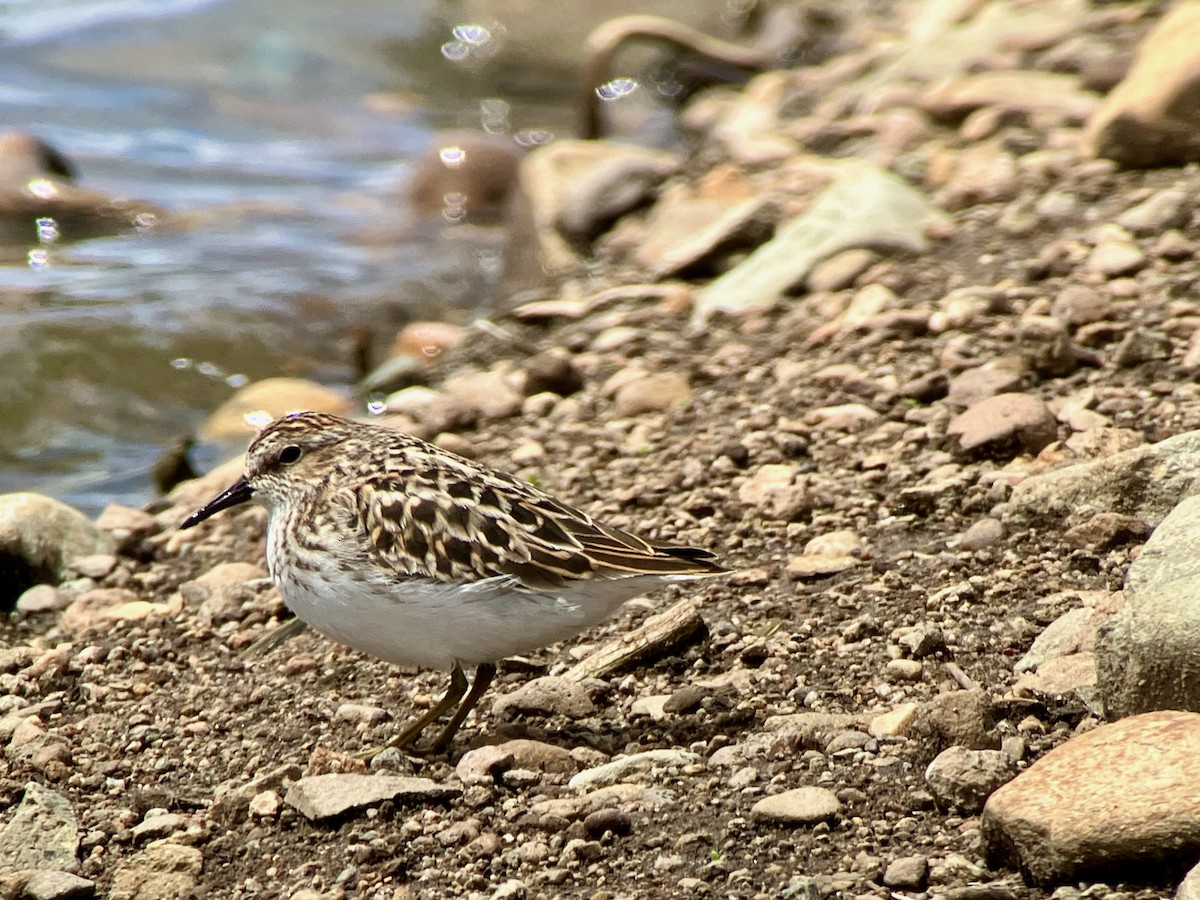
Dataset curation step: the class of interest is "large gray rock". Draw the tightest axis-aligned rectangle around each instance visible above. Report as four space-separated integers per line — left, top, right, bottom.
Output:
1096 493 1200 717
0 493 115 606
982 711 1200 885
0 783 79 875
1006 429 1200 529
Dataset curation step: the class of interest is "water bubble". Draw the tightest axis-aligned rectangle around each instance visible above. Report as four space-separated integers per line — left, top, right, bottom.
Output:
36 217 59 243
366 397 387 416
442 192 468 224
441 41 470 62
595 77 638 102
243 410 273 430
480 97 510 132
26 249 48 269
438 146 467 168
170 358 193 370
514 129 553 148
197 362 221 378
226 373 249 389
25 178 57 199
452 23 491 45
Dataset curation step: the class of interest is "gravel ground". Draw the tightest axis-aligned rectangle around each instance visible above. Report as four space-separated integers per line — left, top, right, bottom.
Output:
3 3 1197 898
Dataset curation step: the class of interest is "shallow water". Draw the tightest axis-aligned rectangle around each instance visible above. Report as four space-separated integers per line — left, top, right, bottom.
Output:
0 0 580 514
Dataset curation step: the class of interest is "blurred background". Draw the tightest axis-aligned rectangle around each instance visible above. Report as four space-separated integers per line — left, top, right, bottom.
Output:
0 0 758 514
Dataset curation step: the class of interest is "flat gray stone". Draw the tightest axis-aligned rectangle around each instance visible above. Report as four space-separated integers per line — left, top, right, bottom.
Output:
283 774 459 821
568 750 699 790
1097 493 1200 717
692 161 948 323
750 786 842 826
0 783 78 875
23 870 95 900
1006 428 1200 529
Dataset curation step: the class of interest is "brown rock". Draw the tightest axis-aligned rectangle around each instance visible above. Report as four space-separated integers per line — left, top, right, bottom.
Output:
1084 3 1200 165
946 364 1025 407
201 378 349 440
60 588 140 631
947 393 1058 456
738 464 811 521
492 676 596 721
613 372 691 417
982 711 1200 884
1062 512 1151 550
522 349 583 397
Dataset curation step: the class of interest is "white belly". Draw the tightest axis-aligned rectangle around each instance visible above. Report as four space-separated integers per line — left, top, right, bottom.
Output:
270 552 667 670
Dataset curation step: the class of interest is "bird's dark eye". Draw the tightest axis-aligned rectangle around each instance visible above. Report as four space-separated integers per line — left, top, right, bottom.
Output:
278 445 303 465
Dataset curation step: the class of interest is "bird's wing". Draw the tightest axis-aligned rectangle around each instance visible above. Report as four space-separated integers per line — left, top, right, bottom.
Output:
356 445 724 590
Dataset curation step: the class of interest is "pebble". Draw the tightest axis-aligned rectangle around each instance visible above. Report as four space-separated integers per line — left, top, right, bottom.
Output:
693 161 947 322
334 703 387 726
1085 239 1146 277
491 880 528 900
583 808 633 838
946 393 1058 456
738 464 810 521
925 747 1017 812
946 365 1025 408
522 349 583 397
1062 511 1150 550
456 745 516 783
16 584 66 613
916 689 997 752
883 855 929 890
960 517 1004 550
443 367 523 420
749 786 842 826
68 554 116 579
806 403 880 432
1051 284 1111 326
613 372 691 417
248 790 282 818
491 676 595 721
868 702 918 738
1116 188 1191 234
885 659 924 681
130 812 188 843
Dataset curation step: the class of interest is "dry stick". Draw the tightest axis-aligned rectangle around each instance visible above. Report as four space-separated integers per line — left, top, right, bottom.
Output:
943 661 977 691
565 596 706 682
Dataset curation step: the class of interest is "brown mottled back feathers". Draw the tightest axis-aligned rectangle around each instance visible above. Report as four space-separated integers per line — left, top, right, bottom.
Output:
250 412 725 590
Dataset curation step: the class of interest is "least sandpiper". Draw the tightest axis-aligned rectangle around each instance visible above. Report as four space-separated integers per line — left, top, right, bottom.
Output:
182 411 725 752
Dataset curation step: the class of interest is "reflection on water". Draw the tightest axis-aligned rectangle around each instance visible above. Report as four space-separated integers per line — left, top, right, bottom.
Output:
0 0 576 514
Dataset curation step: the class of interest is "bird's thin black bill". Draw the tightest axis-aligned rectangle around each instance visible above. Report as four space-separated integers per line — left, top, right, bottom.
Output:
181 477 254 529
